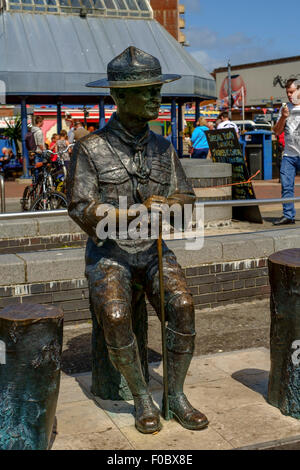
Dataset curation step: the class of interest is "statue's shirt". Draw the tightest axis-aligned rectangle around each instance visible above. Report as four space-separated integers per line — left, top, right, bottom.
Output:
67 114 195 252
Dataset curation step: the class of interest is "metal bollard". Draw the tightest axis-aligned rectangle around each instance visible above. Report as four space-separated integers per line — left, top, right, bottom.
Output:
0 175 5 213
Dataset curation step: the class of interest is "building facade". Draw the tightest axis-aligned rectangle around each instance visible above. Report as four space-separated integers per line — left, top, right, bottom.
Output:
214 56 300 109
150 0 186 45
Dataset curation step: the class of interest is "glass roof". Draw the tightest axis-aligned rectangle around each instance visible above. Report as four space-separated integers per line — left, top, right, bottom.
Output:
4 0 153 18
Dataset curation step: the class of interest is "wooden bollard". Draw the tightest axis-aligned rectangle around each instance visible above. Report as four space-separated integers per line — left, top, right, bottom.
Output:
0 304 63 450
268 249 300 418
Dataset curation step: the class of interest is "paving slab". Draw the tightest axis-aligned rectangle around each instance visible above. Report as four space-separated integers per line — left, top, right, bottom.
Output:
0 218 38 239
121 419 232 451
57 374 92 405
0 254 26 285
55 400 116 436
208 403 300 449
149 357 228 386
51 348 300 450
52 429 133 451
16 248 85 282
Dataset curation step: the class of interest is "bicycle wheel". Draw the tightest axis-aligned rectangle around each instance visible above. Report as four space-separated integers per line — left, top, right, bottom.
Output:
20 185 36 211
30 191 67 211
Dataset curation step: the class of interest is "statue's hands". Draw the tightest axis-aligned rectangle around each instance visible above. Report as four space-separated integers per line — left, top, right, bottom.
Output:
144 195 168 211
115 208 136 222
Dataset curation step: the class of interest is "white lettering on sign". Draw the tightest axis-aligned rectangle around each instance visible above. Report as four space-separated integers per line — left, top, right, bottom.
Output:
291 340 300 366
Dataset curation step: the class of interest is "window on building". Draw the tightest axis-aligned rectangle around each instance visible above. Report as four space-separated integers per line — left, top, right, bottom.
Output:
5 0 153 16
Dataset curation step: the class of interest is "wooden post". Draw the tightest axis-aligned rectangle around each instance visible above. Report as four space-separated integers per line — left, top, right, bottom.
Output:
268 249 300 418
0 304 63 450
90 286 149 401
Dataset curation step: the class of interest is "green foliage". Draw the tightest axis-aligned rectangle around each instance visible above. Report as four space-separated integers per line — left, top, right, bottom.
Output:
184 121 194 138
2 115 22 156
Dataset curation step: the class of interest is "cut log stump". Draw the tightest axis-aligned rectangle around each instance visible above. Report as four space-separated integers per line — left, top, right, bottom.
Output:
90 286 149 401
0 304 63 450
268 249 300 418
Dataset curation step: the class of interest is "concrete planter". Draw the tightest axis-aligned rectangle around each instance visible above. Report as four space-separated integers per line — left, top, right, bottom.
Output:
181 159 232 226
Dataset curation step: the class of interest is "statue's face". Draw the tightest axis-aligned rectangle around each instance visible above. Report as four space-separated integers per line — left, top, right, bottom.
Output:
113 84 162 122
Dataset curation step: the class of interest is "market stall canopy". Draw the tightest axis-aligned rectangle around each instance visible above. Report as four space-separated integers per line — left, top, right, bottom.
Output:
0 3 216 104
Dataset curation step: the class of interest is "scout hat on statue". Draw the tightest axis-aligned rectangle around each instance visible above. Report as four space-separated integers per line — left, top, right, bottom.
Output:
86 46 181 88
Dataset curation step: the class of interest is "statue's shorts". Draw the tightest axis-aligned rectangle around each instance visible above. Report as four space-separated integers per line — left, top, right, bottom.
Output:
85 238 195 349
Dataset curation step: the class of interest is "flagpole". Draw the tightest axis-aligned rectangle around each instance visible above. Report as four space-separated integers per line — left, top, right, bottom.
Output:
228 60 232 120
241 87 245 132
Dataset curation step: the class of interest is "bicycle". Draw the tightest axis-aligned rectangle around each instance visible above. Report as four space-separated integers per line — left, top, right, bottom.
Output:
49 144 73 194
21 150 67 211
20 152 51 211
20 145 72 211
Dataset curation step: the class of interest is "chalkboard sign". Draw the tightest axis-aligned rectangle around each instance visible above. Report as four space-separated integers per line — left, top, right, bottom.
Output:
205 129 262 223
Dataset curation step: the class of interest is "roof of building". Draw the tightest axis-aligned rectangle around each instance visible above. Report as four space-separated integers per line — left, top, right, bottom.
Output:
0 10 216 103
213 55 300 75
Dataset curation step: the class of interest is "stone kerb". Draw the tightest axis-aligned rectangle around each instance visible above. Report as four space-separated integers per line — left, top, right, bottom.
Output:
0 216 87 254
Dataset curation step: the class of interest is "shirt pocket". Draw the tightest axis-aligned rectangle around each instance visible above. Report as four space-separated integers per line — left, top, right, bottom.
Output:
98 166 130 184
149 156 171 185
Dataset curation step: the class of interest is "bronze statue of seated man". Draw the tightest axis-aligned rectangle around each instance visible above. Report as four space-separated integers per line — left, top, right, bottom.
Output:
67 46 208 434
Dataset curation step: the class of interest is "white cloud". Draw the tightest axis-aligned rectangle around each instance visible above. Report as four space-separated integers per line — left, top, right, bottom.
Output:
191 50 224 72
184 0 202 12
186 26 283 72
186 27 252 51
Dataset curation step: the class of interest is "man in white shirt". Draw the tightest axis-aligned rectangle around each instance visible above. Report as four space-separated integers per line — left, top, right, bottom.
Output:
217 111 239 136
273 78 300 225
31 116 45 154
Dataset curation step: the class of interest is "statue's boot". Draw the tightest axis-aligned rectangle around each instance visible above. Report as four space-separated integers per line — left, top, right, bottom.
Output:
108 339 161 434
163 327 209 430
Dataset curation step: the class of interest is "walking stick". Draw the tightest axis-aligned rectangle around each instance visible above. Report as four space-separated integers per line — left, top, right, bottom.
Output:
157 212 170 421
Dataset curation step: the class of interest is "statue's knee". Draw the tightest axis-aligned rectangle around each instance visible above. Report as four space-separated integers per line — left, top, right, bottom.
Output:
103 302 130 326
169 293 194 313
168 293 195 333
102 302 132 347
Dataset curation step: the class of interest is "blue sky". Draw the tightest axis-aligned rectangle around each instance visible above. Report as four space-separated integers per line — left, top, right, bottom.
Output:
184 0 300 72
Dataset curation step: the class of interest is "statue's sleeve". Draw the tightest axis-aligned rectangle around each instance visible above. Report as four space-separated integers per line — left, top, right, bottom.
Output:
168 145 196 205
67 141 100 239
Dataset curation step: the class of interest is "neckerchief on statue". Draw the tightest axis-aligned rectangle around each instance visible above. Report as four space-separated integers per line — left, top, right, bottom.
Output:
105 113 151 202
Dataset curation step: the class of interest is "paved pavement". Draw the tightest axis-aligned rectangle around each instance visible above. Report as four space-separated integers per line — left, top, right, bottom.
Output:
52 347 300 450
3 179 300 449
55 299 300 450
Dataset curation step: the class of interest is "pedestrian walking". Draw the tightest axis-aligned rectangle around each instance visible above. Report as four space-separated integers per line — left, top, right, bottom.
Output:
273 78 300 225
190 117 209 159
217 112 239 136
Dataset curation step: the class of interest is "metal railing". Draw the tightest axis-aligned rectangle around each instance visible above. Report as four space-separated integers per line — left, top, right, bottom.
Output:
0 197 300 219
0 175 5 214
201 197 300 208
